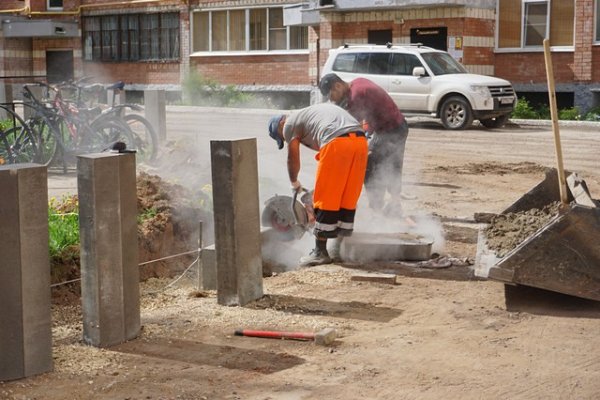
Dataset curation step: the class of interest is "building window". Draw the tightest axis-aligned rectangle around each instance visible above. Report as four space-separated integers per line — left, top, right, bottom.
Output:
82 13 180 62
192 7 308 52
523 1 548 46
498 0 573 49
47 0 63 10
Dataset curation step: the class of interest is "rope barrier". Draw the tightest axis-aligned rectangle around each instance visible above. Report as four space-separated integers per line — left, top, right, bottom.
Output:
50 247 201 288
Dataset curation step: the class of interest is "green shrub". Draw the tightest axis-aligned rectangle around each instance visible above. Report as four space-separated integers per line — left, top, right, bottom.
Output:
558 107 581 121
182 71 256 107
536 103 551 120
48 196 80 259
583 107 600 121
511 98 539 119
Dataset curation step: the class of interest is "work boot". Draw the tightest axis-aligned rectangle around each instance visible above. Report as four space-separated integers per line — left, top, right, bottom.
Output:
299 248 332 267
329 238 343 263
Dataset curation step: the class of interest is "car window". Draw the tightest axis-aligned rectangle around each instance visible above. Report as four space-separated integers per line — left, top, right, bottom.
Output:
421 52 468 75
389 53 424 75
332 52 390 74
367 53 390 74
332 54 356 72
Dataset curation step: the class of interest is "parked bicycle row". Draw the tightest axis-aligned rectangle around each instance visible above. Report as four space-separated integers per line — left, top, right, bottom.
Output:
0 78 158 171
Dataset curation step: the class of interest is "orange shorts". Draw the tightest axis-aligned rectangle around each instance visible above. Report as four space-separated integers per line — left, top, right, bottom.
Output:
312 133 368 238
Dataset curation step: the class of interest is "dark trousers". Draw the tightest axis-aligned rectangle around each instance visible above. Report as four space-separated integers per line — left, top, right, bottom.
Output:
364 119 409 210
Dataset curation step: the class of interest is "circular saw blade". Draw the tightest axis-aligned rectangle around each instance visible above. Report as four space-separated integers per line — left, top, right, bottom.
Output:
261 194 309 241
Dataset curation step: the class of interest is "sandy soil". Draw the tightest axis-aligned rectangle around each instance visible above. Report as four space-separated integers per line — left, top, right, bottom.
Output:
3 120 600 400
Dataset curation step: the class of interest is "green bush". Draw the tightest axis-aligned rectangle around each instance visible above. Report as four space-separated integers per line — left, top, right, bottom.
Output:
536 103 551 120
182 71 255 107
558 107 581 121
48 197 80 259
511 98 539 119
583 107 600 121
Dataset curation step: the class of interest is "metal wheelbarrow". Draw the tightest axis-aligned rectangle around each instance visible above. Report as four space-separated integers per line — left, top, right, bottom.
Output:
475 168 600 301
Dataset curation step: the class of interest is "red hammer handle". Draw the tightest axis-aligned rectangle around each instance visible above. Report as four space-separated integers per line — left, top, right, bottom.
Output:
234 329 315 341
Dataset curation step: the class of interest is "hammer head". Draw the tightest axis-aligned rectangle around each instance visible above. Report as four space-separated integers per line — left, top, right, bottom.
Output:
314 328 337 346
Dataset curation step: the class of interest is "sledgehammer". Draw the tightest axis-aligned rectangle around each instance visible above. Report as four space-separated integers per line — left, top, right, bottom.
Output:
234 328 337 346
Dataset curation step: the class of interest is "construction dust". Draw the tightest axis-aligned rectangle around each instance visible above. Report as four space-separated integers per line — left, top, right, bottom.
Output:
484 201 561 258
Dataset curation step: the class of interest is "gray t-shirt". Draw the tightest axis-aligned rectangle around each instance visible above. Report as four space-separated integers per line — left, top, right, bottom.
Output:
282 103 363 151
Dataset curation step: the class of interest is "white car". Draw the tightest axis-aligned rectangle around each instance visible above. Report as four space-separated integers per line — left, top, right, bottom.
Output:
321 44 517 130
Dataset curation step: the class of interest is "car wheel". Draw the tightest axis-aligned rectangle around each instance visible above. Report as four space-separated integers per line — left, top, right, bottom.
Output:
480 114 510 129
440 96 473 130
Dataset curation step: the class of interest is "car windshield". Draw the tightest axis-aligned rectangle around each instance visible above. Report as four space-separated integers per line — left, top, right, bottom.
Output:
421 52 468 75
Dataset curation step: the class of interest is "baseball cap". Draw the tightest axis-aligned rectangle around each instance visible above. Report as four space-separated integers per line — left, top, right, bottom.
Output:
268 115 285 150
319 73 343 97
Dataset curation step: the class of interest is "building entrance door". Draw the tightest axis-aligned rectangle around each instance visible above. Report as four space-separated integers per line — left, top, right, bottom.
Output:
410 27 448 51
46 50 74 83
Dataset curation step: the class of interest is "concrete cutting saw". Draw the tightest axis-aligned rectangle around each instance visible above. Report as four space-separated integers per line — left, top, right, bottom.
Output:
261 189 314 241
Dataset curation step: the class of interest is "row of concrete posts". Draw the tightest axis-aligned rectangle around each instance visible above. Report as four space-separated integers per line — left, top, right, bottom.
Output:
0 138 264 381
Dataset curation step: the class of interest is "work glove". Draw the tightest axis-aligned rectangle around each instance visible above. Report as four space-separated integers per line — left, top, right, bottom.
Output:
291 180 303 194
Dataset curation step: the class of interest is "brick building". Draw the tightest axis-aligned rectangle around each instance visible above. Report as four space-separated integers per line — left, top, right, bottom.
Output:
0 0 599 111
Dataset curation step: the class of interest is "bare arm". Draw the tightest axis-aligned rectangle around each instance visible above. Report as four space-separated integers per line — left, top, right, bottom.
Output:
287 137 301 184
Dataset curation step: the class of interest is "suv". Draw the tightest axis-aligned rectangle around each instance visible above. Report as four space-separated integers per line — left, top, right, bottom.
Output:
321 44 516 130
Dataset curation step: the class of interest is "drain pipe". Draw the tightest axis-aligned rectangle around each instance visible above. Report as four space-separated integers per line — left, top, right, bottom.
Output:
0 6 30 14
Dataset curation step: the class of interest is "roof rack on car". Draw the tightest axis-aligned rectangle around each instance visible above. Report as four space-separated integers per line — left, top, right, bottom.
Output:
342 42 432 49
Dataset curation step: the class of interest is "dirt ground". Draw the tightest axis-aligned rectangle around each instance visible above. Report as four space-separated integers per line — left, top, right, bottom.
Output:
3 120 600 400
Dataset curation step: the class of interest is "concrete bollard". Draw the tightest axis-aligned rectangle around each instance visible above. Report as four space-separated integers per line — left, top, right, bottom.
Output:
199 244 217 290
0 83 13 119
77 153 140 347
211 139 264 306
144 89 167 141
0 164 53 380
107 88 126 107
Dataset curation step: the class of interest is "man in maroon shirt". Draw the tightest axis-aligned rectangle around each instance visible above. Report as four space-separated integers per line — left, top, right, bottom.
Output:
319 73 409 214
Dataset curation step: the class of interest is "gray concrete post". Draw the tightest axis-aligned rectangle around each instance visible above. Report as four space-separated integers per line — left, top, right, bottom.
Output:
0 83 13 119
210 139 264 306
199 244 217 290
108 88 126 107
144 89 167 141
24 85 44 120
77 153 140 347
0 164 53 381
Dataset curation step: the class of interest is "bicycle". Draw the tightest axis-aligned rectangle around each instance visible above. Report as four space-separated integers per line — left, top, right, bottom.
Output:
0 104 41 165
72 80 158 163
22 82 134 172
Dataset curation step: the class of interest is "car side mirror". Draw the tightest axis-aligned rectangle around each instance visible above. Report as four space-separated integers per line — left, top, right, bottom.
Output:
412 67 426 77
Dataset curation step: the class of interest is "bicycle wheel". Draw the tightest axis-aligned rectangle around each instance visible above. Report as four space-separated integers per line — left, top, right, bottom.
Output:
122 114 158 163
89 118 135 153
0 106 40 164
24 115 60 166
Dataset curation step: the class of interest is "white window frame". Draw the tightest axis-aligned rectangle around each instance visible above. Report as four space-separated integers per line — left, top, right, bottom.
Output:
522 0 549 48
47 0 63 11
191 6 309 56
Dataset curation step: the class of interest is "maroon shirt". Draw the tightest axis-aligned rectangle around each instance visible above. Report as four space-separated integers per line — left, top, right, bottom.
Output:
347 78 405 133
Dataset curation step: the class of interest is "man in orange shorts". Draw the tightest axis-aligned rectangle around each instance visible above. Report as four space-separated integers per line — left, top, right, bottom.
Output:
268 102 368 266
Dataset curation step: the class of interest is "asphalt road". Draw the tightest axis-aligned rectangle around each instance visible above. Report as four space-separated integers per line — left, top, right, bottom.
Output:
48 106 600 200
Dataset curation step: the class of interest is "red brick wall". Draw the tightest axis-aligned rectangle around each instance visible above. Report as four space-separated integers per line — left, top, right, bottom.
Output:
0 1 28 10
83 61 180 85
592 47 600 82
0 37 33 80
573 0 593 81
494 52 575 85
190 54 309 85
